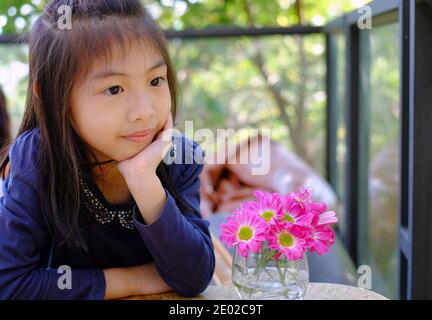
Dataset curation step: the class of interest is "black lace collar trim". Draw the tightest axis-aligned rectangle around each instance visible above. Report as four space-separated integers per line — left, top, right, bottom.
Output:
80 175 136 230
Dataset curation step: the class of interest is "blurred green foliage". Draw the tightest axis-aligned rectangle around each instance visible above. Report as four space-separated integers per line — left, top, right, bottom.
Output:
0 0 370 172
0 0 402 300
0 0 370 34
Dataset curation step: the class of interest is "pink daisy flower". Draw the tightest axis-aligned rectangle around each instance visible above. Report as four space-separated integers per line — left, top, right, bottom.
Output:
268 222 308 261
306 224 335 255
284 187 313 215
220 210 267 257
287 189 338 228
278 195 315 226
245 190 283 224
316 210 338 226
219 186 338 262
307 204 338 227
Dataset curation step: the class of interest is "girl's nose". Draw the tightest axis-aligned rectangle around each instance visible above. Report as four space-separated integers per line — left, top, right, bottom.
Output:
127 93 156 122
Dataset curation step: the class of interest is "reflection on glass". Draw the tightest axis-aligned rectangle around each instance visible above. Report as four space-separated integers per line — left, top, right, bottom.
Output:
359 23 400 299
329 33 347 234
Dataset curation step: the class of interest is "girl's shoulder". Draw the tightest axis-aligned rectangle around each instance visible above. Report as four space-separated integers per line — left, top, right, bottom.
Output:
170 132 206 175
8 128 41 178
11 127 41 149
3 129 42 213
172 132 205 164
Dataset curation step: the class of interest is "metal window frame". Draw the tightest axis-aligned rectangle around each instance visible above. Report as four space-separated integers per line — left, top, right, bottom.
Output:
0 26 322 44
326 0 402 298
325 0 399 267
400 0 432 300
326 0 432 299
0 34 23 44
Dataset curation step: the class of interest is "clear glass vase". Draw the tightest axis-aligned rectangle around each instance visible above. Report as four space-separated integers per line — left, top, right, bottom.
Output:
232 242 309 300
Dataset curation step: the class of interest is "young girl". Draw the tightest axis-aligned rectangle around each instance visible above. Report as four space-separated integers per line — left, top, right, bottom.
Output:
0 0 214 300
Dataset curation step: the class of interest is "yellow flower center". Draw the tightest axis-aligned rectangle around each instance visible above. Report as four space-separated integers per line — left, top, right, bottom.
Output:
238 226 253 241
279 232 294 247
283 213 295 223
261 211 274 222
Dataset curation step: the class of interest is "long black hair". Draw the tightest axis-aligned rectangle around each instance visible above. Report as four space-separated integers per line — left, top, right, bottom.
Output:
0 0 193 251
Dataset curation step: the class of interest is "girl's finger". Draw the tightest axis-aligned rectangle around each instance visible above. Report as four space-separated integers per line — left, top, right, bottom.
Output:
156 113 174 159
156 114 173 142
163 112 174 131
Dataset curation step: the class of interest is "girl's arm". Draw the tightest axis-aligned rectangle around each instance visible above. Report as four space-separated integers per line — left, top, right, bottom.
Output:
120 135 215 298
103 263 172 300
117 116 215 298
0 130 106 300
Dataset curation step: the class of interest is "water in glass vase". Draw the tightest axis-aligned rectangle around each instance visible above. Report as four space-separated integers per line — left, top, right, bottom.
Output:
232 246 309 300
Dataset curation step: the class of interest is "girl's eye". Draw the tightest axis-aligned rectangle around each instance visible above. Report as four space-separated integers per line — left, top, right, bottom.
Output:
105 85 124 96
150 77 165 87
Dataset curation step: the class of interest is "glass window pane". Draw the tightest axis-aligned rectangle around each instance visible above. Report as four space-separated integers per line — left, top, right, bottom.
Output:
359 22 400 300
329 32 347 235
172 35 327 177
2 36 327 180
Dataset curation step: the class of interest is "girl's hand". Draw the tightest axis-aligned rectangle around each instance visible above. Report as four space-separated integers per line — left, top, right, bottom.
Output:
103 263 172 300
118 113 174 180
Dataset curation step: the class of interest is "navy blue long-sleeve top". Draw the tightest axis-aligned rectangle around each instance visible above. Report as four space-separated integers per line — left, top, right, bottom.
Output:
0 128 215 300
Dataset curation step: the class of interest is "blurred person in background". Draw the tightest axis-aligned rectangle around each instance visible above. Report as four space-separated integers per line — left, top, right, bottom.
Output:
0 86 10 151
0 86 11 196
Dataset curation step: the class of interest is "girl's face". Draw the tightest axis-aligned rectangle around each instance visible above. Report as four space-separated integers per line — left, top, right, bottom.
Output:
70 41 171 163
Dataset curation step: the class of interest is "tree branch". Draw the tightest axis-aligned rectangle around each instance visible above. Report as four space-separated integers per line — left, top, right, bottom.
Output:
241 0 294 134
240 0 314 165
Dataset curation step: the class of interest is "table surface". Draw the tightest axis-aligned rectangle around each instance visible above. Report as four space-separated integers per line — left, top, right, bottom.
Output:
125 283 388 300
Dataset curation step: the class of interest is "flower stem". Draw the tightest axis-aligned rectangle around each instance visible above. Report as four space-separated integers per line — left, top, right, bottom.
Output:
276 260 287 287
282 259 287 280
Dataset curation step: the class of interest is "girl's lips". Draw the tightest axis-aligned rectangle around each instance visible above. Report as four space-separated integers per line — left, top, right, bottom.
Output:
122 130 154 143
